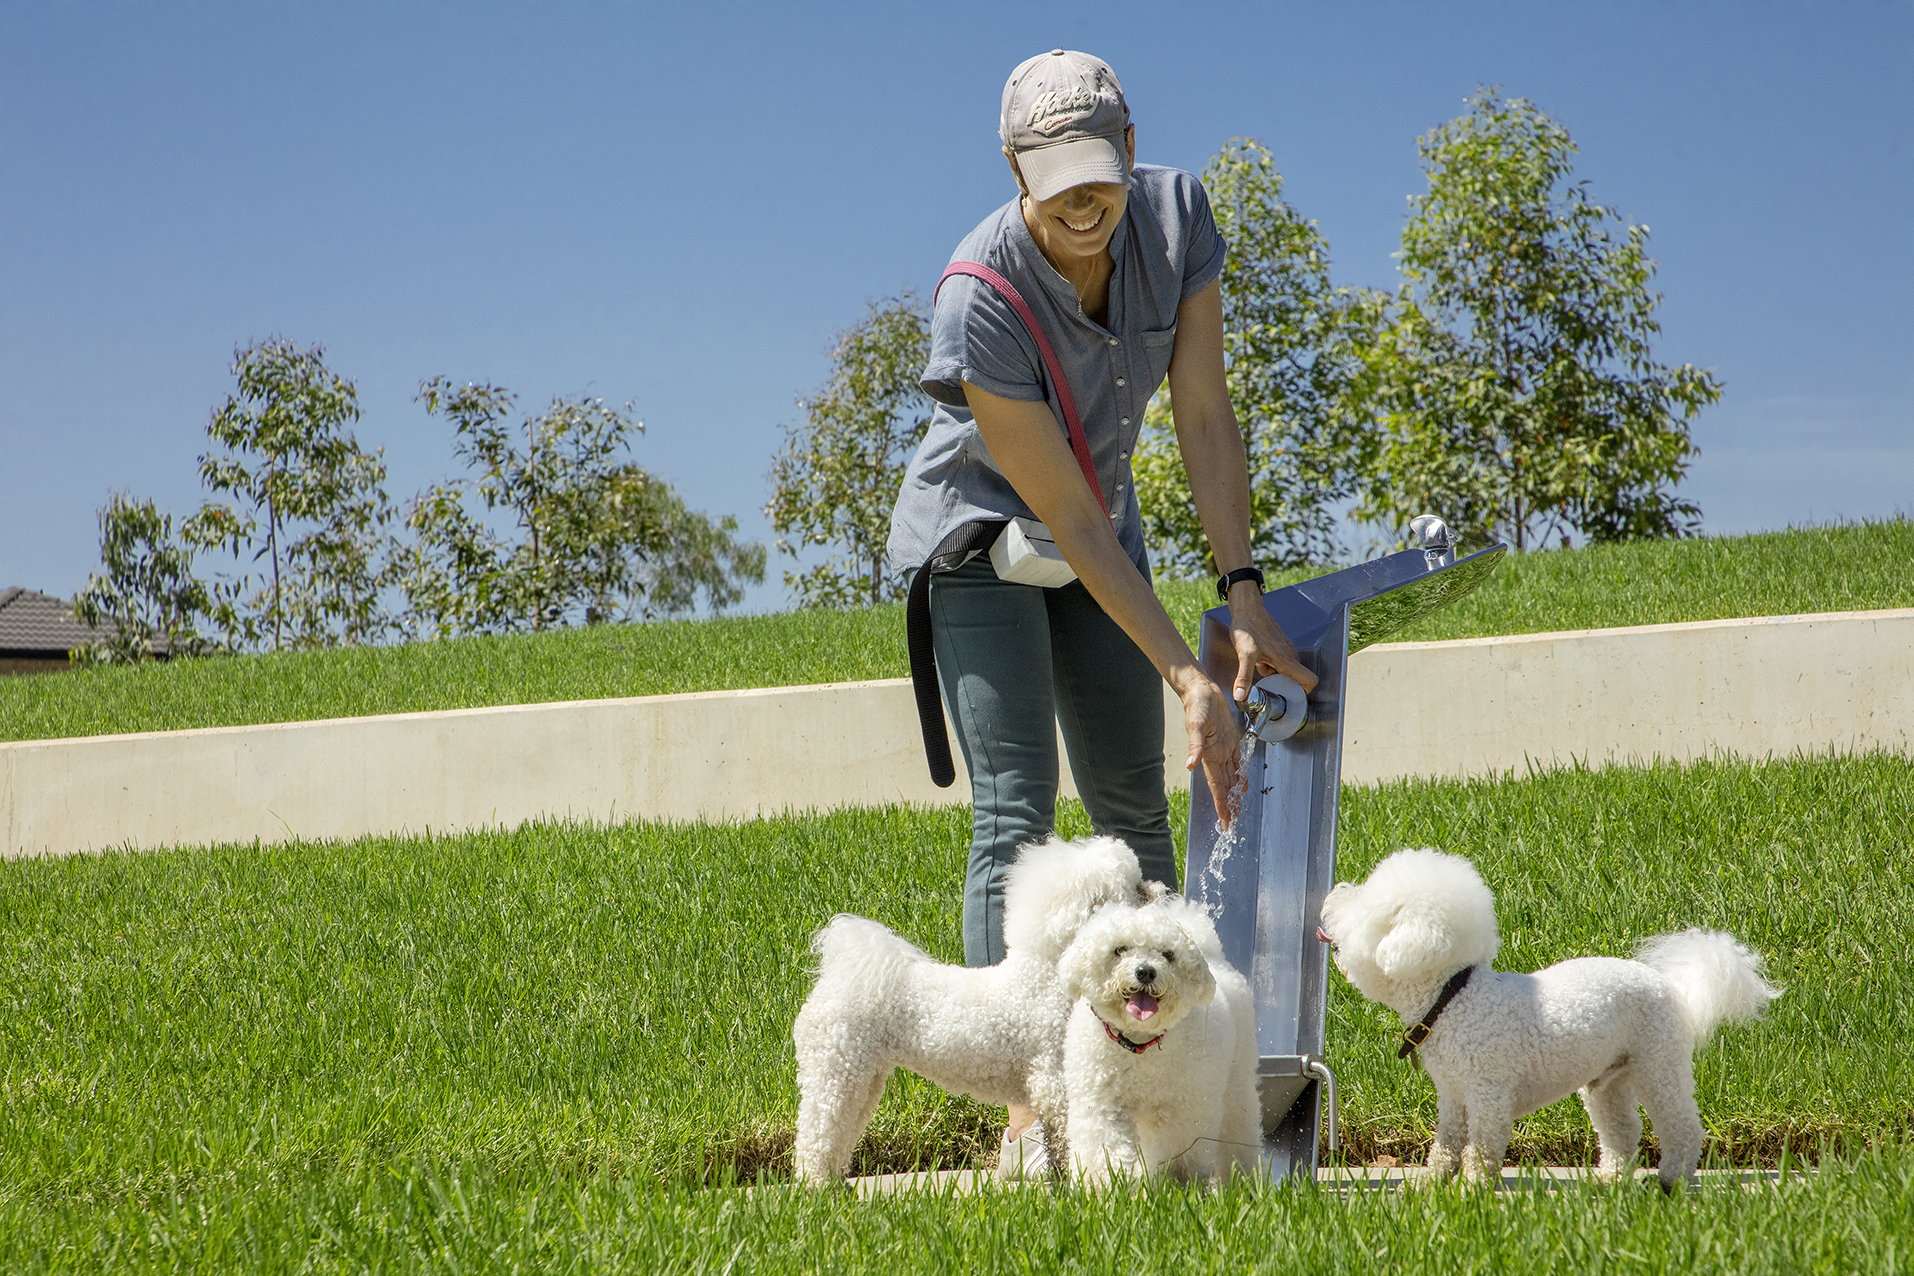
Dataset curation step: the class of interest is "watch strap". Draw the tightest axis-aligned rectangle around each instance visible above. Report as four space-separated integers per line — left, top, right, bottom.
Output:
1216 566 1266 600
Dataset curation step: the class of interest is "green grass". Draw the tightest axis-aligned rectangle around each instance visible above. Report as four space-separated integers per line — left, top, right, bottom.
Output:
3 752 1909 1268
0 606 909 744
5 520 1909 744
4 1152 1909 1274
3 754 1906 1206
1153 517 1914 646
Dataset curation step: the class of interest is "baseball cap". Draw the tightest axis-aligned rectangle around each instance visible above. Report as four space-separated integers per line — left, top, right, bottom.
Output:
1000 50 1131 203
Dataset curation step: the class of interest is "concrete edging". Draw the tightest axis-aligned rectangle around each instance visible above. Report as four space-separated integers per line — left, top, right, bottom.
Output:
3 609 1910 859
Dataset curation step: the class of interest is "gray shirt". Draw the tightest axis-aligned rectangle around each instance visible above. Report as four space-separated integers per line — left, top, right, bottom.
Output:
886 164 1227 575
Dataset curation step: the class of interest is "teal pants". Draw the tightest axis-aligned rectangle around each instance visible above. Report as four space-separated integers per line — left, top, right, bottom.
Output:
929 551 1178 967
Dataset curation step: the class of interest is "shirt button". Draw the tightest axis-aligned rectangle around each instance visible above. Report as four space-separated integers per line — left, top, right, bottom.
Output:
1115 377 1126 386
1107 338 1119 347
1120 417 1130 426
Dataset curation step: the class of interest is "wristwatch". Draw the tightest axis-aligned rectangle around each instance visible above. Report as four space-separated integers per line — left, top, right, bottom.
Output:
1216 566 1265 600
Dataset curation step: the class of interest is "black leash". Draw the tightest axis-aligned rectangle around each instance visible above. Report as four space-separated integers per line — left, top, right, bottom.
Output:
906 520 1006 787
1398 965 1475 1069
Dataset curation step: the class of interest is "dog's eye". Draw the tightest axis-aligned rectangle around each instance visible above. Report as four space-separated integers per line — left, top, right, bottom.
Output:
1113 946 1128 958
1164 951 1175 963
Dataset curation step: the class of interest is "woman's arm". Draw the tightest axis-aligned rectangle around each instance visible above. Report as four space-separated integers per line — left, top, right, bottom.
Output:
1164 280 1319 702
959 377 1247 822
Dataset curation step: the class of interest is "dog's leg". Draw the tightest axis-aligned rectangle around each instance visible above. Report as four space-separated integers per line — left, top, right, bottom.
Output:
1460 1091 1513 1188
1579 1075 1643 1183
1427 1082 1468 1182
1068 1100 1145 1186
794 1061 888 1184
1147 1104 1220 1185
1219 1052 1262 1182
1635 1052 1704 1192
1023 1052 1071 1181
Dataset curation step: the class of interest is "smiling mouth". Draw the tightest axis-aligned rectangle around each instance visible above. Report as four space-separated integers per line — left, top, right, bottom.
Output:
1059 209 1104 234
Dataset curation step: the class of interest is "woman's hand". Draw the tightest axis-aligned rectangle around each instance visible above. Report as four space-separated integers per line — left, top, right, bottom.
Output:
1226 582 1319 705
1176 669 1246 827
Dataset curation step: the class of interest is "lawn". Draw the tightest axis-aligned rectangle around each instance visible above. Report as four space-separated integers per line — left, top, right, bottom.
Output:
3 754 1905 1236
4 519 1907 744
5 1152 1908 1274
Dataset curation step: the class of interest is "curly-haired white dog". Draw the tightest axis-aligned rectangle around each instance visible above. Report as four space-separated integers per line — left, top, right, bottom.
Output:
1057 896 1258 1185
791 835 1156 1185
1318 848 1780 1190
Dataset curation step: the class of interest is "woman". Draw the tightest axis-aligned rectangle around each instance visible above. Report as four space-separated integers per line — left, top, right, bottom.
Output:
886 50 1317 1168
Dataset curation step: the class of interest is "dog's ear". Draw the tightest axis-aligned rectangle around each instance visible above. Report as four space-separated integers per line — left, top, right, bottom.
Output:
1374 907 1450 980
1044 857 1137 954
1174 925 1217 1006
1058 930 1106 1003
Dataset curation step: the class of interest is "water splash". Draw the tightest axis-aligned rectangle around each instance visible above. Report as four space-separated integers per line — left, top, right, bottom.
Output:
1196 729 1259 915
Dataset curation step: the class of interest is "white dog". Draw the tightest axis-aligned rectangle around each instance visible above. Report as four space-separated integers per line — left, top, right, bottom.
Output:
791 835 1155 1185
1317 847 1780 1190
1057 896 1259 1185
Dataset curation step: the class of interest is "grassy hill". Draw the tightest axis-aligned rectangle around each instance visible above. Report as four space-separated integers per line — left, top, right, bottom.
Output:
2 520 1907 744
1 752 1908 1269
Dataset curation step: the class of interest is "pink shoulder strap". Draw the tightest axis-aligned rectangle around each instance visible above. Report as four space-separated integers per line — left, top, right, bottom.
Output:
936 261 1109 515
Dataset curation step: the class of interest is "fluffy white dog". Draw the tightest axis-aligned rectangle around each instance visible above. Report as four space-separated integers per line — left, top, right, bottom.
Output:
1317 848 1781 1190
791 835 1155 1185
1057 896 1259 1185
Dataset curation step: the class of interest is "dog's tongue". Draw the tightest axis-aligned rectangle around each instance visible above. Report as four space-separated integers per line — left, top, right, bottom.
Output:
1126 992 1159 1022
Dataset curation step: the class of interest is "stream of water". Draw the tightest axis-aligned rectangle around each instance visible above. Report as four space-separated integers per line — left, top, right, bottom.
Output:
1195 728 1258 914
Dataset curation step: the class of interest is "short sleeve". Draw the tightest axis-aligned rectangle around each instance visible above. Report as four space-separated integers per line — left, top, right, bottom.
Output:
1179 172 1227 301
920 273 1047 407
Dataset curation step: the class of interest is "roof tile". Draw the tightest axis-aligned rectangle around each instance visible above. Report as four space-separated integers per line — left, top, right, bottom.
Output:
0 589 107 655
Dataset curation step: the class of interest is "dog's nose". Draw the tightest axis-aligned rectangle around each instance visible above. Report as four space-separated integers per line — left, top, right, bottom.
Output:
1134 963 1157 986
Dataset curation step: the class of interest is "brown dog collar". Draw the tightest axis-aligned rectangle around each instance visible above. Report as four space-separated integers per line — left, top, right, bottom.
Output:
1398 965 1475 1067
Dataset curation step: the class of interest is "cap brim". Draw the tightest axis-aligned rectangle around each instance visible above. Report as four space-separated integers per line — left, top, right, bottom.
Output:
1016 134 1130 203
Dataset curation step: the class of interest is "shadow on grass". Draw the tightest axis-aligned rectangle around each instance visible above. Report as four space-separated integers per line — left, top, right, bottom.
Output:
700 1116 1901 1185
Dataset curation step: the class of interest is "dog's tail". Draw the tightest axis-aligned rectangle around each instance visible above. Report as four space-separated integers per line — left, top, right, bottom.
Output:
811 914 938 984
1637 928 1782 1046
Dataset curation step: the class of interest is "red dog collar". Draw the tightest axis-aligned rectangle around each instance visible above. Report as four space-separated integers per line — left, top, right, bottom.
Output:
1101 1015 1165 1054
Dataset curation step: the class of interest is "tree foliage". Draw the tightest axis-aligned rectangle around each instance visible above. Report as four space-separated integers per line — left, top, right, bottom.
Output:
767 295 932 608
399 379 764 637
1353 89 1721 551
1135 139 1376 572
186 339 395 650
73 493 215 665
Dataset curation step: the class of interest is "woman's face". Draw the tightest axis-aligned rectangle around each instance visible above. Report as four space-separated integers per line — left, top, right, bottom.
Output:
1010 127 1136 270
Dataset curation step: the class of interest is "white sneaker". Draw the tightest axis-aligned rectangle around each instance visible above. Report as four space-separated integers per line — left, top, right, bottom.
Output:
995 1121 1050 1180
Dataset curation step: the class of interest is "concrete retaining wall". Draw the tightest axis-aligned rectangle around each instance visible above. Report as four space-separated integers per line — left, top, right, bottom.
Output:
1338 609 1913 784
3 608 1909 859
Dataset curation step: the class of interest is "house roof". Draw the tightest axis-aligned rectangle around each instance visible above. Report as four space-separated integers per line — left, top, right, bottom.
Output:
0 587 106 657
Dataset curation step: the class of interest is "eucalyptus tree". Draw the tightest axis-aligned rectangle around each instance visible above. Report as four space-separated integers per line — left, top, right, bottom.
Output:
73 493 214 664
1353 90 1721 551
766 295 933 608
1134 139 1377 572
399 380 763 637
186 339 395 650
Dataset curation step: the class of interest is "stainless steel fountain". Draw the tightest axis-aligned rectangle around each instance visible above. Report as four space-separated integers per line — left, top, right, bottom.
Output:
1186 517 1506 1181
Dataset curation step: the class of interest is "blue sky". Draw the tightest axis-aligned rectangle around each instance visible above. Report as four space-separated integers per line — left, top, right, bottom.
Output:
3 1 1909 614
